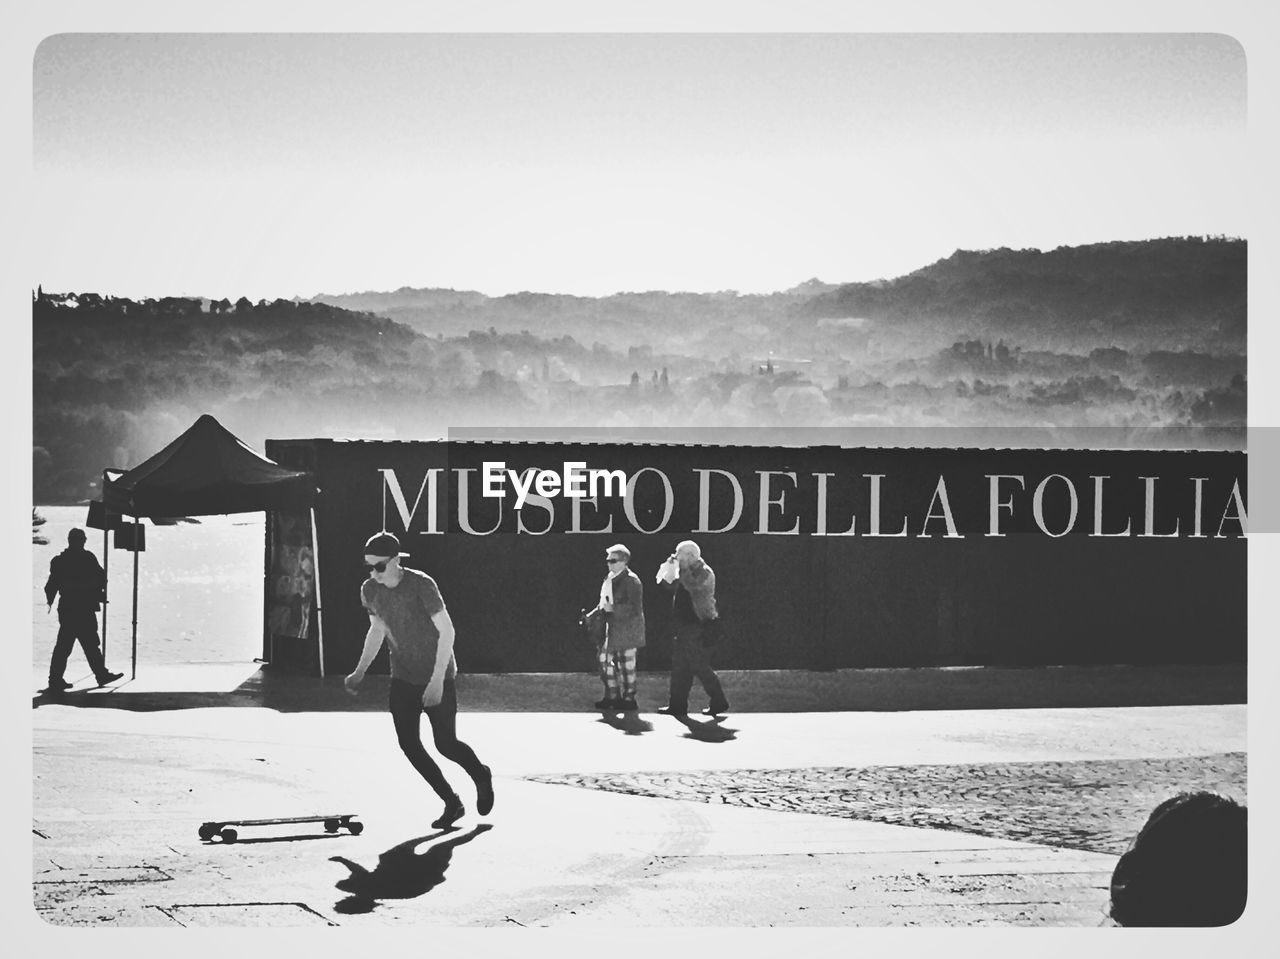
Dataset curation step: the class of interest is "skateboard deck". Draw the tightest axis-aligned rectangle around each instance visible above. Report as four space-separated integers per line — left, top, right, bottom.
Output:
199 813 362 842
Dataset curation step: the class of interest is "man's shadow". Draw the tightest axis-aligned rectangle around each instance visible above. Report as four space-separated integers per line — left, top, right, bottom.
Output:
669 714 738 743
597 709 653 736
330 823 492 914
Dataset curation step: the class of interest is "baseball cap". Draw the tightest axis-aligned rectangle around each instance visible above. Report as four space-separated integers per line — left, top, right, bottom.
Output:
363 531 410 559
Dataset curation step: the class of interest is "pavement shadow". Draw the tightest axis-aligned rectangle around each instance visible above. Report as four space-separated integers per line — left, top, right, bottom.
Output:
597 710 654 736
31 664 1248 714
668 714 738 743
329 823 493 914
30 675 390 713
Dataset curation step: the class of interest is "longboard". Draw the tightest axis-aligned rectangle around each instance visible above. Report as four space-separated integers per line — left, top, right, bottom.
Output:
198 813 363 843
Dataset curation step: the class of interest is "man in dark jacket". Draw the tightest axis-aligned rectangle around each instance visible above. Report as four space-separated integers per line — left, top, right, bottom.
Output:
655 539 729 717
44 528 123 691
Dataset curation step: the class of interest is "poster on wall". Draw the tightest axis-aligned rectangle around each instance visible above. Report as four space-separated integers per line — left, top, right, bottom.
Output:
264 510 317 666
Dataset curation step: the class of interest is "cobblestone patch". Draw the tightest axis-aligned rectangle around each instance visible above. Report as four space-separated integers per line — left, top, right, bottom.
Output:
529 753 1246 854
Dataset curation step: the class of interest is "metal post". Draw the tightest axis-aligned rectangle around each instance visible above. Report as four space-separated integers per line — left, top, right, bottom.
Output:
102 528 109 658
101 469 110 657
310 506 325 678
131 519 140 680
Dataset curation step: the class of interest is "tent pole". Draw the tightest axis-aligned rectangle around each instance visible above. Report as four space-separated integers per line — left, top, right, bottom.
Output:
310 506 325 678
101 472 109 658
131 519 140 680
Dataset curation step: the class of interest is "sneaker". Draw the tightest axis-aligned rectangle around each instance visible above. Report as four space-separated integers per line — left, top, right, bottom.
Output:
656 705 687 717
96 671 124 687
618 698 638 712
431 796 466 829
702 702 730 716
475 766 494 816
594 696 619 710
45 678 73 692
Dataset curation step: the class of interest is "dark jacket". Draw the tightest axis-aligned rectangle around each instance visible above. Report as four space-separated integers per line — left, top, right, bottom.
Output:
661 559 717 624
45 547 106 614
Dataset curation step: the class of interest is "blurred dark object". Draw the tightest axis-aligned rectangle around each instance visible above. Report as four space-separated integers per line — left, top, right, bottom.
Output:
1109 791 1247 927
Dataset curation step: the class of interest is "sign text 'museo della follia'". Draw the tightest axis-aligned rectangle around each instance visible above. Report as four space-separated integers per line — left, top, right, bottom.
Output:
375 460 1246 539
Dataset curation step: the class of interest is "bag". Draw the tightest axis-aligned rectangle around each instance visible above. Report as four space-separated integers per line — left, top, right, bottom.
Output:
579 605 606 645
699 616 726 648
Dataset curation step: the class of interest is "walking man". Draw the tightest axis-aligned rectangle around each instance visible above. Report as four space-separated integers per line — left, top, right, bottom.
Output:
655 539 729 717
345 532 493 828
595 543 645 712
44 528 123 692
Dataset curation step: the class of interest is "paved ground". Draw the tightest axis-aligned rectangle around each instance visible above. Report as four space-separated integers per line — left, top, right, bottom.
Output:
534 754 1247 854
29 664 1250 933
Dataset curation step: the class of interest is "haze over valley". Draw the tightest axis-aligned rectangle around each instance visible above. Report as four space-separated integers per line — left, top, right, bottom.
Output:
33 237 1245 505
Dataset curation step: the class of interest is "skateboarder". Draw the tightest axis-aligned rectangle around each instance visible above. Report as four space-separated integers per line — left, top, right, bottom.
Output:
43 528 123 691
344 532 493 828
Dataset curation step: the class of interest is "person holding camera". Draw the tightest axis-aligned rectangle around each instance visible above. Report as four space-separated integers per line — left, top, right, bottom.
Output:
592 543 646 712
655 539 729 717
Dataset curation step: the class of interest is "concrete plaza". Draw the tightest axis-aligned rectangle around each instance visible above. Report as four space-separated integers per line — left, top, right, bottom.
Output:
30 664 1248 931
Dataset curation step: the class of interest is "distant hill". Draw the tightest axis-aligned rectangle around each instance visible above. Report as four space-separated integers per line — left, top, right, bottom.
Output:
307 284 821 355
33 236 1246 504
797 237 1245 352
305 237 1244 355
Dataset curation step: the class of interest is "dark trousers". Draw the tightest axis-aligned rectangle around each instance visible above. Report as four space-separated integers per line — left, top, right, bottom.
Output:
49 609 109 682
668 621 727 711
389 677 487 803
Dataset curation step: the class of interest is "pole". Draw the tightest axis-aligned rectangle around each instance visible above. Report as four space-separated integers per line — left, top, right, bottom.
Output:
310 506 325 678
131 518 140 680
101 470 111 657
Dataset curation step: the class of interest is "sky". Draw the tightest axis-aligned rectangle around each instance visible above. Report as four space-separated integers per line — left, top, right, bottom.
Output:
31 32 1247 301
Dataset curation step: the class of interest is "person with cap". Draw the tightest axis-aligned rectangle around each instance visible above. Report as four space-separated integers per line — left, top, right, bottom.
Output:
344 531 494 829
593 543 646 712
654 539 729 717
43 528 123 692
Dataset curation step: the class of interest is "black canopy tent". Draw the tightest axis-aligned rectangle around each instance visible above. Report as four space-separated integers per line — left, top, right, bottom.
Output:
102 414 320 678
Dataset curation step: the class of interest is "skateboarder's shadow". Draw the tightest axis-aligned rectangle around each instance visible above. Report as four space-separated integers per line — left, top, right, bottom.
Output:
598 711 653 736
330 823 492 914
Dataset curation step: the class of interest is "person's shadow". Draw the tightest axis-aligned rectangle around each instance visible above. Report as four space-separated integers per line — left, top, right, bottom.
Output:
598 709 653 736
669 714 738 743
330 823 493 914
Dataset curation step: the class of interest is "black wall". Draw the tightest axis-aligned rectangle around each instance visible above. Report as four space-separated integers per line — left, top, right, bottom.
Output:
265 439 1246 675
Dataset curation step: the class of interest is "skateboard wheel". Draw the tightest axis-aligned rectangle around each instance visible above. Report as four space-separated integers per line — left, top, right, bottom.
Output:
323 819 340 833
220 828 238 843
198 824 218 841
347 821 364 836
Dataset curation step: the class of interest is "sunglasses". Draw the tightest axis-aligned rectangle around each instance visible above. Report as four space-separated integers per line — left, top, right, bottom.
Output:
364 558 395 573
606 558 625 564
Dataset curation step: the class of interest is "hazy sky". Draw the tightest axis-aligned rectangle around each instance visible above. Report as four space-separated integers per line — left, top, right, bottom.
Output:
33 33 1246 300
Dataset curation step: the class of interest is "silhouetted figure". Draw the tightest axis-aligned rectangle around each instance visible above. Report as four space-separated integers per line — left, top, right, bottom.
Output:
345 532 494 829
331 823 492 914
43 528 123 691
654 539 728 717
590 543 645 712
1108 791 1247 927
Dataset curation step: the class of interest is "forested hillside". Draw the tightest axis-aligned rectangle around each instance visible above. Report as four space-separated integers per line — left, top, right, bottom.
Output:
34 237 1245 504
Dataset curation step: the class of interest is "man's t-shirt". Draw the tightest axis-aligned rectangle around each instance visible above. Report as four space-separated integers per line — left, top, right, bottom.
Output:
360 567 457 684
